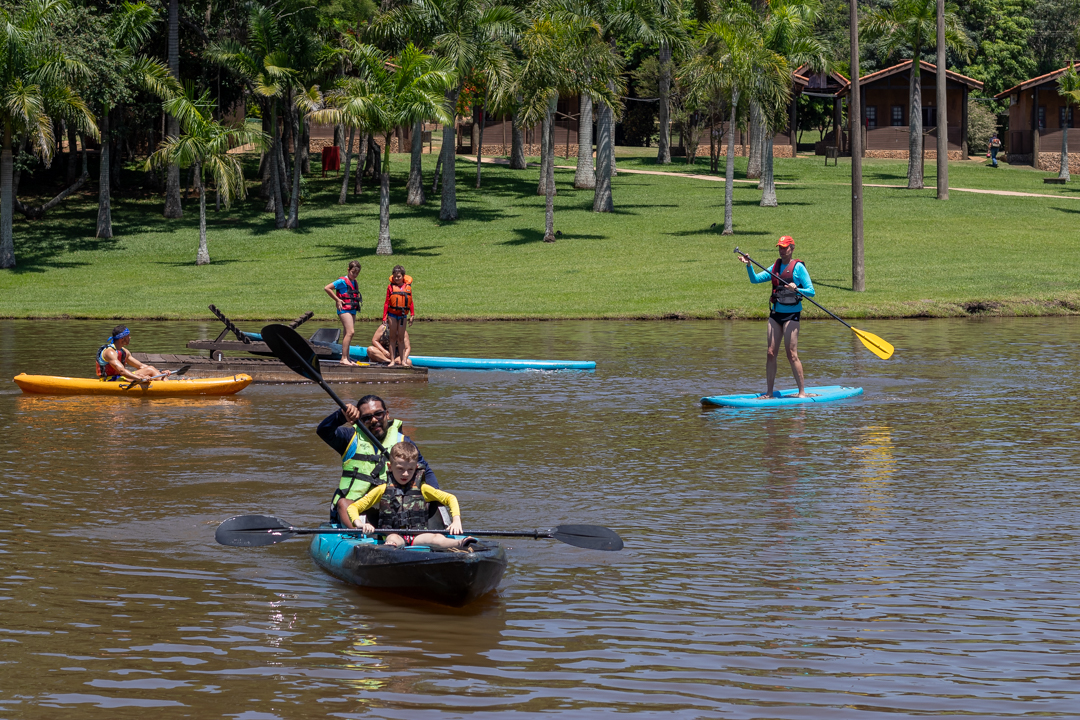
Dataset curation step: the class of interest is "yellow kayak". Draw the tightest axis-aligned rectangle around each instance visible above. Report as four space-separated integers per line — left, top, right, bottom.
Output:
13 373 253 397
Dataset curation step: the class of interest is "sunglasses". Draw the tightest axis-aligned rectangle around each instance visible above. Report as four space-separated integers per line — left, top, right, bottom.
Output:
360 410 387 422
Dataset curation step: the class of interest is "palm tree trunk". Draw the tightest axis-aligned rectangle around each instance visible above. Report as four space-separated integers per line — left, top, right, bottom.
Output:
723 94 738 235
96 107 113 239
543 102 557 242
340 127 355 204
0 124 14 268
270 103 285 228
608 83 617 177
196 162 210 265
66 123 79 185
300 119 310 174
538 106 552 195
575 94 596 189
510 111 527 169
376 134 393 255
1060 123 1071 180
908 64 924 189
747 102 762 179
439 87 461 221
356 133 368 195
760 133 777 206
259 110 271 198
594 100 614 213
432 150 442 192
164 0 182 219
408 120 425 205
657 42 672 164
475 99 487 188
286 105 302 229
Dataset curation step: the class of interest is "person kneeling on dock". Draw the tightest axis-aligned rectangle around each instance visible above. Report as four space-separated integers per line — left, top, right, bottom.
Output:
96 325 170 382
318 394 439 528
346 441 474 550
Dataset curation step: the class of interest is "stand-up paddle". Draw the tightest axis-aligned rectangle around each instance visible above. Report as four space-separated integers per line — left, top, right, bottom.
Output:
215 514 625 551
260 323 390 459
734 247 894 360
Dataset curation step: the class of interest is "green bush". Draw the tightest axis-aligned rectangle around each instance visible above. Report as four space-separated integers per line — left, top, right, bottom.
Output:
968 99 997 154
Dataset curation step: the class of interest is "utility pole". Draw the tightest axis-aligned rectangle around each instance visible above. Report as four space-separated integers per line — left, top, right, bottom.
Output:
851 0 864 292
936 0 949 199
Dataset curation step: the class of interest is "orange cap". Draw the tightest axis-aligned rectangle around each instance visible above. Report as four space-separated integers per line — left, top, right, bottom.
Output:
776 236 794 247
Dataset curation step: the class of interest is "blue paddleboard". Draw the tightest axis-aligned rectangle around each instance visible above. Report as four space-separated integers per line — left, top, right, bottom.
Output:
242 332 596 371
701 385 863 408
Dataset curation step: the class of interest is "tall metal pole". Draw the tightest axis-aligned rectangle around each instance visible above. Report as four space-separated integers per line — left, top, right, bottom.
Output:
936 0 949 199
851 0 865 292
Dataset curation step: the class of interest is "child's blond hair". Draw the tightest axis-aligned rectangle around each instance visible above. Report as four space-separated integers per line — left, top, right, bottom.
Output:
389 441 419 463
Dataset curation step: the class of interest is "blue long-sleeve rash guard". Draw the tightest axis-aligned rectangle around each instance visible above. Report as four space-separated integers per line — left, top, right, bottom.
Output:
747 261 815 313
316 410 439 488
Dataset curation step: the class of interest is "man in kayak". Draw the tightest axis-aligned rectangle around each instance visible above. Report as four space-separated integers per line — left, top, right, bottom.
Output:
96 325 170 382
738 236 815 398
317 394 438 528
346 441 474 549
365 322 410 365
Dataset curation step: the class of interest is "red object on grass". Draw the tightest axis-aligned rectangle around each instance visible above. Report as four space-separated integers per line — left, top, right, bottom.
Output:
321 146 341 176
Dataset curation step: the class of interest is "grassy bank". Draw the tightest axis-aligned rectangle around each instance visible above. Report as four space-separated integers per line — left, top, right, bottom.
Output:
2 151 1078 321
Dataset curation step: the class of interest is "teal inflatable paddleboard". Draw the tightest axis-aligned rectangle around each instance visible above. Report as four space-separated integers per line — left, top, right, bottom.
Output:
701 385 863 408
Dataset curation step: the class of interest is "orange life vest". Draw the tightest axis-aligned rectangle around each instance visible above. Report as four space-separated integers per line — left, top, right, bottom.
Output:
387 275 413 316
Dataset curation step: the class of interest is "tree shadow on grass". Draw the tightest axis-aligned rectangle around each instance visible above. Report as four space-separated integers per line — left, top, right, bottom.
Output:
151 258 254 268
667 227 771 237
317 241 443 260
5 230 121 274
812 279 855 291
498 228 606 245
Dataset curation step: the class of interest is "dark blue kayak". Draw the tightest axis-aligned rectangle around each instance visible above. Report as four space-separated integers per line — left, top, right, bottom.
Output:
309 526 507 606
243 331 596 371
701 385 864 408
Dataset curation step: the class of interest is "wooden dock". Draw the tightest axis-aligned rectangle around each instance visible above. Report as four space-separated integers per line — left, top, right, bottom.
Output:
133 353 427 384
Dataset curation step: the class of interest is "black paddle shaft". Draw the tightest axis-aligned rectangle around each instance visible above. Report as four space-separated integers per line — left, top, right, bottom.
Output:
260 324 390 459
733 247 854 330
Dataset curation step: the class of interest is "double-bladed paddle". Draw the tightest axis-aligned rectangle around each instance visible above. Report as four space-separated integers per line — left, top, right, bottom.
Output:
734 247 895 360
260 323 390 460
120 365 191 390
215 514 625 551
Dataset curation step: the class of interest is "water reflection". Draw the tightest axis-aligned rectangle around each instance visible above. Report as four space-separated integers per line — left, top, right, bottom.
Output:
3 318 1080 718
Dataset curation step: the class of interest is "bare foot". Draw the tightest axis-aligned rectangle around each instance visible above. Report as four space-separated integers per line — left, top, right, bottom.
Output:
387 360 399 367
339 359 356 367
795 392 809 398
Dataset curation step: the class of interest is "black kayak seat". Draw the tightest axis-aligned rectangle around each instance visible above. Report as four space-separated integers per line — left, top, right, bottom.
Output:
309 328 341 345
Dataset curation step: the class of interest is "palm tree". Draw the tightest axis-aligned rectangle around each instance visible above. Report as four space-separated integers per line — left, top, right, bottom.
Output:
148 89 266 265
1 0 98 269
518 7 617 240
163 0 182 219
687 7 788 233
758 0 829 207
864 0 970 189
208 5 296 229
312 42 454 254
377 0 522 221
95 1 178 240
1056 64 1080 181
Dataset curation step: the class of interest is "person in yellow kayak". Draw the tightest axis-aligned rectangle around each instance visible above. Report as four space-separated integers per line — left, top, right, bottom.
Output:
738 236 815 398
96 326 170 382
346 440 475 550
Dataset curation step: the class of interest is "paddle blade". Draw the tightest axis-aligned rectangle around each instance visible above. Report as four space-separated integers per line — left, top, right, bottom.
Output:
215 514 298 547
552 524 624 551
261 324 322 379
852 327 895 360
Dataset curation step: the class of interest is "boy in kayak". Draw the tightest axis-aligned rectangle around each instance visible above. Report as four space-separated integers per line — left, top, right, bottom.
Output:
346 441 475 550
317 394 439 528
738 236 815 398
96 325 170 382
324 260 363 366
365 322 410 365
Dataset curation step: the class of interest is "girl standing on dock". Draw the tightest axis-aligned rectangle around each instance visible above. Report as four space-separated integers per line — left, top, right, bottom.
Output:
325 261 363 366
383 265 414 367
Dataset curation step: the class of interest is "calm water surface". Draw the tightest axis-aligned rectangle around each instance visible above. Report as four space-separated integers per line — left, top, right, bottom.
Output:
1 318 1078 719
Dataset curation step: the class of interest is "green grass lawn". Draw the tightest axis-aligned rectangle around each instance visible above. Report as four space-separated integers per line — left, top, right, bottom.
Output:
2 150 1078 321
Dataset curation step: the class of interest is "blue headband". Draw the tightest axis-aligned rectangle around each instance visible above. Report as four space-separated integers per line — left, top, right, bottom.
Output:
108 328 130 343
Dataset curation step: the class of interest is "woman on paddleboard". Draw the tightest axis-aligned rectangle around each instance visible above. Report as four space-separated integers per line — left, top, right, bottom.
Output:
324 261 363 366
738 236 815 398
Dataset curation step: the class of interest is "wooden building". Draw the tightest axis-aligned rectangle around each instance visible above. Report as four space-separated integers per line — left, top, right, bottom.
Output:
994 63 1080 171
838 60 981 159
796 65 851 154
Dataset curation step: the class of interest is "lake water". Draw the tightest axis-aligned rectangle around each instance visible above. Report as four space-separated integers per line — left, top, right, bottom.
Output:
1 317 1078 718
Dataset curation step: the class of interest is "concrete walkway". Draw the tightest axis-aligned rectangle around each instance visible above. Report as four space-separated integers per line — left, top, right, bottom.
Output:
473 156 1080 200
